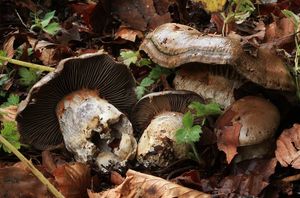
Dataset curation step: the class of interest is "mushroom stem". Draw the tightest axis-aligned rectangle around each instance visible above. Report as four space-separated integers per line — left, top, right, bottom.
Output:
0 55 54 72
56 89 136 168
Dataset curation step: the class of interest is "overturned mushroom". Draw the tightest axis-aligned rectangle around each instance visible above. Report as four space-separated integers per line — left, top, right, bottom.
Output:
140 23 294 91
173 65 244 108
215 96 280 163
16 52 137 170
131 90 203 168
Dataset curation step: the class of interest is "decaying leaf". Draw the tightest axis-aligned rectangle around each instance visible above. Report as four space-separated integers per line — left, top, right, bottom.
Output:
275 124 300 169
0 105 17 122
53 163 91 198
0 163 51 197
88 169 211 198
217 122 242 163
115 26 143 42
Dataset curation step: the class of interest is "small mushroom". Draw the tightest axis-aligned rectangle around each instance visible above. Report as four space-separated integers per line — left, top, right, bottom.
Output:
140 23 294 91
16 52 137 170
131 90 203 168
215 96 280 163
173 64 244 108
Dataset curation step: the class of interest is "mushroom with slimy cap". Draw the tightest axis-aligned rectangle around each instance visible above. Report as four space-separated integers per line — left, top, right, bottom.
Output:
215 96 280 163
131 90 203 168
16 52 137 171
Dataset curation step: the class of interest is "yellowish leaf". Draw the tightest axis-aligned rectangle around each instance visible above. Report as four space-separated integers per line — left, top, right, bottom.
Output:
192 0 227 13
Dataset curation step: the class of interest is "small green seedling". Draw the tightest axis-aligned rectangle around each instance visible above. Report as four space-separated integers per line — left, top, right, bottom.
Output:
221 0 255 36
120 50 171 99
176 102 222 165
18 68 39 87
0 94 19 108
0 121 20 153
30 10 61 35
282 9 300 100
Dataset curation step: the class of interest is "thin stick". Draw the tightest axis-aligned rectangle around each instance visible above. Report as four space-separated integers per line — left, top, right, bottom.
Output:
282 173 300 183
0 56 54 72
0 135 64 198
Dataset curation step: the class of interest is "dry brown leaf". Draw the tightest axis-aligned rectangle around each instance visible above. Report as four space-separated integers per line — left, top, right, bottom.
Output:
0 163 51 197
275 124 300 169
115 26 143 42
53 163 91 198
216 122 242 163
111 0 172 31
0 105 17 122
88 169 211 198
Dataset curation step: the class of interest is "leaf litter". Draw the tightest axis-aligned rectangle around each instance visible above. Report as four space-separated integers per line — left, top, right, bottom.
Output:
1 0 300 197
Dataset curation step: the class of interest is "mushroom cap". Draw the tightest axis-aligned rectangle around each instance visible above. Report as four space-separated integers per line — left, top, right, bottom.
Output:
16 52 136 150
140 23 242 68
131 90 203 133
216 96 280 146
140 23 294 91
173 64 244 108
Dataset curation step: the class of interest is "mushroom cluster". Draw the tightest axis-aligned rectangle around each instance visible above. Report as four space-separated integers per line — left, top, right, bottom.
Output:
17 52 137 170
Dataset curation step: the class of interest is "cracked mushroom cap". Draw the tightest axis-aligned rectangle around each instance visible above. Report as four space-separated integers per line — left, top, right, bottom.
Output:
132 90 203 133
16 52 136 150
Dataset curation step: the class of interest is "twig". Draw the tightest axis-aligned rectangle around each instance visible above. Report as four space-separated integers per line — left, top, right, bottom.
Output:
282 173 300 183
15 9 28 28
0 135 64 198
0 56 54 72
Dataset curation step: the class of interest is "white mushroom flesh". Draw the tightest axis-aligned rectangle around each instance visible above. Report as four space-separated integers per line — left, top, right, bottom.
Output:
137 111 190 167
56 91 137 170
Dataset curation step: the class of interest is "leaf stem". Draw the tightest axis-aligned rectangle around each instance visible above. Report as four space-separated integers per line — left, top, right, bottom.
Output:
0 56 54 72
190 143 204 166
0 135 64 198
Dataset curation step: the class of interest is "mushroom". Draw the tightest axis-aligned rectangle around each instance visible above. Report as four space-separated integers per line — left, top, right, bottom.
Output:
16 52 137 170
215 96 280 163
140 23 294 92
173 64 244 108
131 90 203 168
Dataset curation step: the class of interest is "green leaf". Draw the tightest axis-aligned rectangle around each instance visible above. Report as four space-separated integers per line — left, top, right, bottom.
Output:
175 124 202 144
135 86 146 99
43 22 61 35
41 10 56 28
189 101 222 117
120 50 139 66
182 111 194 128
148 65 171 80
138 58 152 67
1 94 19 108
140 77 155 87
0 50 7 66
0 121 20 153
0 74 9 86
19 68 38 86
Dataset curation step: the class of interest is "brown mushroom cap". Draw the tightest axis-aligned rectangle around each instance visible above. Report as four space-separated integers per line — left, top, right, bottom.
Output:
140 23 294 91
216 96 280 146
16 52 136 150
131 90 203 133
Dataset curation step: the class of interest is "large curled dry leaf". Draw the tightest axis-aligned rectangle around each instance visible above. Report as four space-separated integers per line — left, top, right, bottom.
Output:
276 124 300 169
53 163 91 198
88 169 211 198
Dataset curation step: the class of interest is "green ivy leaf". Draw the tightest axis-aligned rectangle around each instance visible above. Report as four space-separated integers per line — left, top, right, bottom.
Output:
189 101 222 117
0 121 20 153
140 77 155 87
19 68 38 86
41 10 56 28
148 65 171 80
183 111 194 128
43 22 61 35
135 86 146 99
120 50 139 66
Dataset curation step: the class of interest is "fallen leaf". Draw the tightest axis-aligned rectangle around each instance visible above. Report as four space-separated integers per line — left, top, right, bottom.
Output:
0 105 17 122
88 169 211 198
115 26 143 42
216 120 242 164
275 124 300 169
0 163 51 197
191 0 227 13
53 163 91 198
